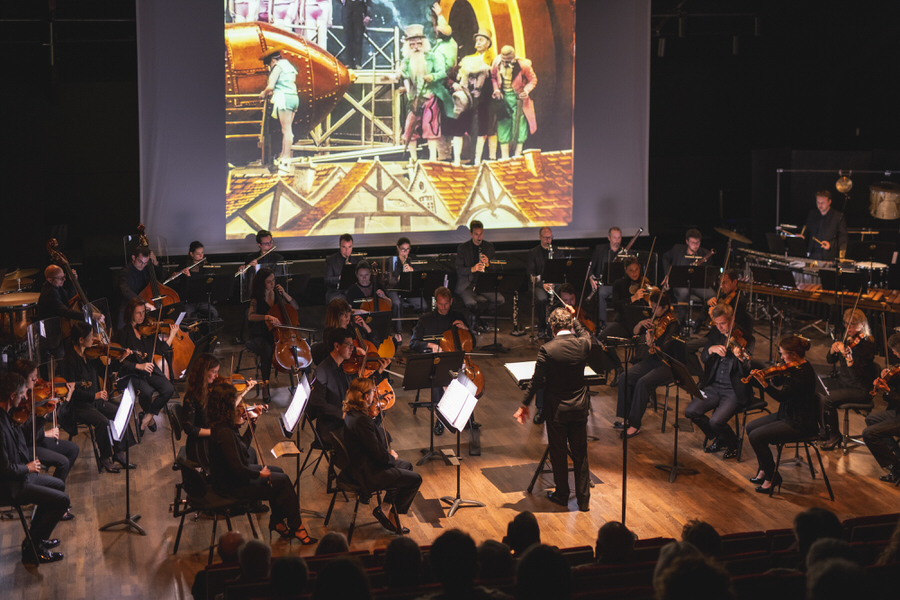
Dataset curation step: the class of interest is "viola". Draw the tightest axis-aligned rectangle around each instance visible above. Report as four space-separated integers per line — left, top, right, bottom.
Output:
871 364 900 396
741 360 803 384
342 334 382 377
135 223 180 310
367 379 396 418
439 325 485 399
268 286 312 373
573 306 596 334
648 310 677 354
216 374 266 394
84 342 135 361
629 276 655 297
11 394 59 425
353 297 396 359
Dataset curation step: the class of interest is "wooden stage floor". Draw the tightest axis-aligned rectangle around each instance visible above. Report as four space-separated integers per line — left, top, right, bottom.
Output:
2 313 898 599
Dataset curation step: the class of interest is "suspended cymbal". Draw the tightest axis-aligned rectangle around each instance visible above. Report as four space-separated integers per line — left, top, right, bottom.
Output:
714 227 752 244
1 278 32 292
4 268 38 280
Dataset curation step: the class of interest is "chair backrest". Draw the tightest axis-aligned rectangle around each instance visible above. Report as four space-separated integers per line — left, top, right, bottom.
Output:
177 456 209 500
329 426 351 472
167 403 184 440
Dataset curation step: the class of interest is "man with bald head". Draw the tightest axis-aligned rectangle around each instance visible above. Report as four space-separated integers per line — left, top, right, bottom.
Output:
38 265 105 358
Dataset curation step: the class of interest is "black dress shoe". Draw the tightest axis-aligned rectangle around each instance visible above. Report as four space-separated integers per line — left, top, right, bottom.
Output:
115 454 137 469
60 509 75 521
578 503 590 512
248 501 270 514
821 437 842 451
546 491 569 507
22 542 63 565
705 439 725 453
433 420 444 436
879 469 900 483
101 458 121 474
533 411 545 425
612 421 625 430
608 370 620 387
722 447 738 460
147 416 158 433
374 506 407 534
42 539 61 549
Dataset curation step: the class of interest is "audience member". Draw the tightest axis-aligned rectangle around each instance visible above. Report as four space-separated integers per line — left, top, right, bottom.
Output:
595 521 635 564
805 538 858 572
420 529 511 599
271 555 309 600
806 558 869 600
515 544 572 600
501 511 541 557
681 519 721 558
653 555 735 600
793 507 844 570
653 542 702 586
312 556 372 600
238 539 272 581
191 531 245 600
315 531 350 556
875 515 900 565
477 540 514 582
384 536 423 589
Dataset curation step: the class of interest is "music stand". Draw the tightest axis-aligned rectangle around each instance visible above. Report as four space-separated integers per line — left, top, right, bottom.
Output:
668 265 717 330
277 374 325 518
766 232 788 255
653 355 700 483
405 270 448 311
819 269 866 294
436 375 485 517
402 352 464 465
338 264 357 293
100 382 145 535
784 236 806 258
478 270 518 353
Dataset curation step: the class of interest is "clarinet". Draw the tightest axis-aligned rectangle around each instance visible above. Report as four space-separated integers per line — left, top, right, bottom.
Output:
510 291 526 336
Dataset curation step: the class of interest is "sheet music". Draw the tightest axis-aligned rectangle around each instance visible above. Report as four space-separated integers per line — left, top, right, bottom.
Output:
437 377 477 432
504 360 600 386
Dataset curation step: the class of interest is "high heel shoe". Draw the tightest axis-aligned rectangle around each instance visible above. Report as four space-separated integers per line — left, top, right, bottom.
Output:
755 472 783 494
749 472 766 484
291 525 317 545
268 520 290 541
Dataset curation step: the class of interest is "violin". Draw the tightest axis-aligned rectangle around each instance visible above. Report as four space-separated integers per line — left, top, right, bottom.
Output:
367 379 396 418
84 342 136 361
726 329 752 361
239 402 269 421
216 374 266 394
573 306 595 334
742 360 803 384
342 330 383 377
871 364 900 396
647 310 677 354
11 394 58 425
439 326 485 399
629 276 655 297
137 317 197 337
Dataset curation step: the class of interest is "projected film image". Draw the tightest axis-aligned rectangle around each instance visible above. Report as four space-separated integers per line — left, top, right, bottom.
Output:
224 0 575 241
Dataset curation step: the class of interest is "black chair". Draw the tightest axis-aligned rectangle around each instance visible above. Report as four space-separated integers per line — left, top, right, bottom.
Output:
836 400 874 454
164 402 198 471
770 391 835 501
172 456 259 564
68 422 103 474
0 488 42 566
322 427 390 544
298 413 332 480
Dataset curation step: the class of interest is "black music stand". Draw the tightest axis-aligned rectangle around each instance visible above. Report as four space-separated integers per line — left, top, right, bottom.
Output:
402 352 464 465
338 264 357 293
605 262 625 287
653 354 700 483
784 236 806 258
436 376 485 517
406 270 448 314
279 374 325 518
100 383 145 535
668 265 717 330
478 270 517 353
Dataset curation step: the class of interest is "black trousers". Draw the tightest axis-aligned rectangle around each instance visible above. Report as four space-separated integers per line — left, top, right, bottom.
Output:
823 383 869 437
381 459 422 514
35 437 80 483
68 400 122 459
616 358 672 430
862 409 900 471
342 0 367 67
685 383 742 447
746 414 804 477
16 473 69 541
245 334 275 382
128 371 175 416
546 413 590 505
224 465 302 530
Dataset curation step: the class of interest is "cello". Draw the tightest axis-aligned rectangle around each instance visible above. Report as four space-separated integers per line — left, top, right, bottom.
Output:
267 283 311 373
439 326 485 399
356 295 395 359
46 239 109 343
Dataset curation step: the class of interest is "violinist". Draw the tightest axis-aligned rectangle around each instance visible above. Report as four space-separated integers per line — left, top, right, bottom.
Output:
661 228 715 325
387 237 424 344
705 269 753 334
615 290 682 439
10 359 80 494
343 378 421 534
116 297 178 433
589 226 624 329
311 298 378 366
60 320 135 473
0 372 69 565
247 267 298 398
182 353 220 464
206 380 316 545
684 303 753 459
345 260 390 347
116 244 166 327
308 327 389 445
821 308 878 450
176 241 220 321
324 233 359 304
745 335 818 493
863 332 900 483
455 220 504 333
596 256 650 386
525 227 554 337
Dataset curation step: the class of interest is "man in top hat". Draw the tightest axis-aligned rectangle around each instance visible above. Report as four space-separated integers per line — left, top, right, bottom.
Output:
398 24 454 165
491 45 537 159
340 0 371 69
453 28 497 165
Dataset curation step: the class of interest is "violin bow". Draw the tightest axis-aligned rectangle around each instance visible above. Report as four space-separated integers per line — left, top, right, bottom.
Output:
840 285 866 347
637 237 657 295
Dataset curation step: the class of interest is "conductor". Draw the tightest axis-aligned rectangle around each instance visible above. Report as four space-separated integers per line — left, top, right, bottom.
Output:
514 306 592 512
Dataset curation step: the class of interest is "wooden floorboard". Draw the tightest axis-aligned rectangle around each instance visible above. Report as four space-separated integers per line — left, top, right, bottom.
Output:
2 313 898 599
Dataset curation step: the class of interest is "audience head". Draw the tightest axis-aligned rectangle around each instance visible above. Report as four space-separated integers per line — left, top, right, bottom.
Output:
270 555 308 600
653 541 702 585
595 521 635 564
383 536 422 589
805 538 858 572
311 556 371 600
502 511 541 557
515 544 572 600
429 529 477 592
876 515 900 565
654 555 734 600
315 531 350 556
477 540 513 581
218 531 245 563
806 558 868 600
793 507 844 558
681 520 721 558
238 539 271 580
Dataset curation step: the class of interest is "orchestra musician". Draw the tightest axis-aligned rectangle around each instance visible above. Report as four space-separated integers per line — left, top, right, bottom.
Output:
745 335 818 493
661 228 715 327
864 333 900 483
800 190 848 262
116 244 165 327
596 256 650 386
244 229 285 270
514 306 592 512
615 290 682 439
181 353 220 465
455 220 505 332
409 286 478 446
116 297 178 433
525 227 553 338
0 372 70 565
821 308 878 450
176 240 220 321
387 237 424 344
246 267 299 399
308 327 390 446
684 303 754 459
311 298 379 366
206 381 316 545
344 260 390 348
324 233 359 304
60 321 136 473
685 268 753 376
37 264 103 359
342 378 421 534
589 226 624 329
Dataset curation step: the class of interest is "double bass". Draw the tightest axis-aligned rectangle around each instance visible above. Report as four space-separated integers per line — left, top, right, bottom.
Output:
46 239 109 343
439 326 485 399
